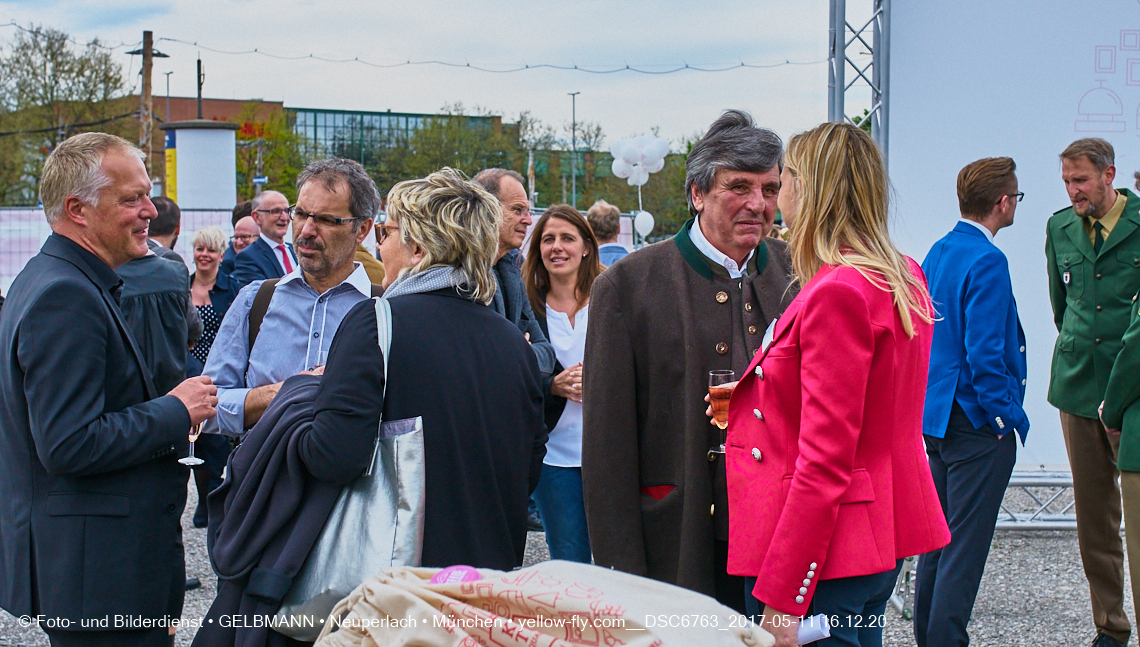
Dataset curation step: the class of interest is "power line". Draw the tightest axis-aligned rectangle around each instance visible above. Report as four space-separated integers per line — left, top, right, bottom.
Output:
155 37 825 75
0 110 140 138
0 21 139 51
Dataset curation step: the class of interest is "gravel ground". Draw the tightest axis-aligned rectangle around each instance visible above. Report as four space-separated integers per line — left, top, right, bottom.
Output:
0 478 1124 646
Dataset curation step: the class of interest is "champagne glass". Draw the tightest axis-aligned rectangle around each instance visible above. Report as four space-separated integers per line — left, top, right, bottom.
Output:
707 370 735 459
179 422 205 466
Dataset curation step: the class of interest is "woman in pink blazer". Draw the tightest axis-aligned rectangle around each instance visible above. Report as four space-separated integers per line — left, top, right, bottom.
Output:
725 123 950 647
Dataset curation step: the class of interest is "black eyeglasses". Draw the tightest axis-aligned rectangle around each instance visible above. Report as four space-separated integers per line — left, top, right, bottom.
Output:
1003 192 1025 203
287 206 362 227
230 234 257 243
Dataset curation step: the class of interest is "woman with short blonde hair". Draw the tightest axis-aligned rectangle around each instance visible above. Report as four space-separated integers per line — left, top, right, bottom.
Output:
302 167 547 572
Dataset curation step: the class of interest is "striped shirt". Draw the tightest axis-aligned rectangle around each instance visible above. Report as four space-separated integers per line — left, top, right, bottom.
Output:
202 262 372 436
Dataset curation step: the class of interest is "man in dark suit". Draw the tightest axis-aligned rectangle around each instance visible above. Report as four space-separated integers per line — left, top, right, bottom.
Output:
219 200 252 275
915 157 1028 647
231 190 297 288
471 168 555 377
0 133 218 646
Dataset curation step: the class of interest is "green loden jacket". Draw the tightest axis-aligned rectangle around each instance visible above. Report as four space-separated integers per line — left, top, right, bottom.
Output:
1047 188 1140 418
1102 291 1140 471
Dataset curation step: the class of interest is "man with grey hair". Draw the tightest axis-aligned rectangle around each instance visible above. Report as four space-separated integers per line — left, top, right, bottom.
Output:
0 132 218 645
472 167 556 379
582 110 797 613
204 158 382 437
231 189 298 288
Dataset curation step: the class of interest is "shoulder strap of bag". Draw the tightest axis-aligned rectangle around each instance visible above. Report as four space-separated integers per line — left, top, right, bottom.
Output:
364 296 393 477
247 278 280 351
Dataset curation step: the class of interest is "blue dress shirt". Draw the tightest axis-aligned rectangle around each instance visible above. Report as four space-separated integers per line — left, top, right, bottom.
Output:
202 263 372 436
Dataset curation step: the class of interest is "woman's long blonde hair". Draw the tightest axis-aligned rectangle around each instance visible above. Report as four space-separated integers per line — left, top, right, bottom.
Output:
784 122 932 338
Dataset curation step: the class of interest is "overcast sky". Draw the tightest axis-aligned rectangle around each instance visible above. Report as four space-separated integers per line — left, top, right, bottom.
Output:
1 0 851 150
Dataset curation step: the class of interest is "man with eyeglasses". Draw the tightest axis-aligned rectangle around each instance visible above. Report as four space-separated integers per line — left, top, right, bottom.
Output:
915 157 1028 647
219 215 259 276
472 168 556 378
230 190 299 289
203 159 381 437
1046 138 1140 647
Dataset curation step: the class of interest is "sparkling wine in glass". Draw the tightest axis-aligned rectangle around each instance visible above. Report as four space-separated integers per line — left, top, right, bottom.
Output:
179 422 205 466
708 370 735 458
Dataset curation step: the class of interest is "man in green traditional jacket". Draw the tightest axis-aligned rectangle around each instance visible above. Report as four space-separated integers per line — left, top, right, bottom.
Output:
1101 283 1140 640
1047 137 1140 647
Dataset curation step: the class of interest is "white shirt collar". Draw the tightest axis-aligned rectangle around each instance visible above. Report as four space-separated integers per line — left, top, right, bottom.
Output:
959 218 994 243
260 232 286 248
278 261 372 297
689 215 755 279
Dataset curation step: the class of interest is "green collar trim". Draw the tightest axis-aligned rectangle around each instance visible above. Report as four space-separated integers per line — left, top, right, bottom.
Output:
672 218 769 281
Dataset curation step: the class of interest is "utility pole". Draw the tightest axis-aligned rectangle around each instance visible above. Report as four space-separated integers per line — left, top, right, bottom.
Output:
140 31 154 177
568 91 580 209
196 55 204 119
164 71 173 122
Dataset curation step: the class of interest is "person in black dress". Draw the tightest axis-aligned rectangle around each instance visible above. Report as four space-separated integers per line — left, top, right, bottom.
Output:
311 167 548 570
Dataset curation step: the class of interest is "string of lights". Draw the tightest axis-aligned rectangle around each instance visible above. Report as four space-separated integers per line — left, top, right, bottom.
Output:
155 36 825 75
0 21 140 51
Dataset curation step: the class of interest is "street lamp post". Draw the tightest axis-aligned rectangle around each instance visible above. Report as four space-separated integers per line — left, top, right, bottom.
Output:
568 91 580 209
164 71 173 122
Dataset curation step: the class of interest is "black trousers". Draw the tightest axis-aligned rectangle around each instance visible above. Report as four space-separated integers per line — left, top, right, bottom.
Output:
46 628 172 647
715 539 747 614
914 401 1016 647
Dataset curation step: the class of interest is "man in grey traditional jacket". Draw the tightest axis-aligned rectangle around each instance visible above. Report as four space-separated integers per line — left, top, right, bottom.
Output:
582 110 797 613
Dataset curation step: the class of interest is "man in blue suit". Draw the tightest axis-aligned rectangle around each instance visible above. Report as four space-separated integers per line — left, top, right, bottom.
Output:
913 157 1029 647
230 190 298 288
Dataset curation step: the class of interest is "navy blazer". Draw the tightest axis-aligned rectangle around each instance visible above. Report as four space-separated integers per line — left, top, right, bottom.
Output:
0 234 192 622
534 306 567 435
231 237 296 289
491 250 556 376
922 221 1029 441
193 268 241 319
219 242 236 276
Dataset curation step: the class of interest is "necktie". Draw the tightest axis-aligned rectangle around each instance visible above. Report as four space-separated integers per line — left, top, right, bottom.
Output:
1094 221 1105 255
277 244 294 273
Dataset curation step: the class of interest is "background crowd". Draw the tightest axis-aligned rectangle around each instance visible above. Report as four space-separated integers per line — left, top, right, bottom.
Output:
0 111 1138 647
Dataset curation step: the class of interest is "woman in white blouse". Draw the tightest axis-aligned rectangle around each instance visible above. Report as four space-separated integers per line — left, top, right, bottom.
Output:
522 204 605 563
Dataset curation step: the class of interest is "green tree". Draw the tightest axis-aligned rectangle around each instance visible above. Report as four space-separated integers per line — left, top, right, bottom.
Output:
403 102 519 179
233 103 305 202
0 25 129 204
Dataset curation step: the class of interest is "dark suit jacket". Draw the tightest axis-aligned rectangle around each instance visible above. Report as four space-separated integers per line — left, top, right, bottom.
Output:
491 250 556 376
219 243 236 276
534 304 568 435
117 254 192 396
231 237 296 289
192 269 241 319
0 233 192 623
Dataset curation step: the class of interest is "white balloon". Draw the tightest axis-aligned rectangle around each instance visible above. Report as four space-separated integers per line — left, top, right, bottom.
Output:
621 141 640 164
650 138 671 160
609 140 625 159
628 166 650 186
634 210 655 237
646 157 665 174
611 158 633 179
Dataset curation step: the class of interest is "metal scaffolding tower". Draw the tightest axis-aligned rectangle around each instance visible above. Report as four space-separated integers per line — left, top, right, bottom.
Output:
828 0 891 164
